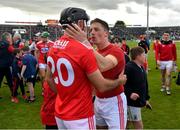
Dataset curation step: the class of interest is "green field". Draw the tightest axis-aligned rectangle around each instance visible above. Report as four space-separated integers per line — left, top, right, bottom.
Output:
0 41 180 129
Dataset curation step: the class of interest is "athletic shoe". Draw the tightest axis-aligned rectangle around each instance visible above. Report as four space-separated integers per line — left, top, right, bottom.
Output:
166 90 171 95
160 87 165 92
22 95 28 100
28 99 35 103
13 97 19 103
166 88 171 95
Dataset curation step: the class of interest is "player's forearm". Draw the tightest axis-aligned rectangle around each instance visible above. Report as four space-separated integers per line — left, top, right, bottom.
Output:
100 78 122 92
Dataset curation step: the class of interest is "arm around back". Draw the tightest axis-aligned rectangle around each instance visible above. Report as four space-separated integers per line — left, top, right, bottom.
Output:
87 69 126 93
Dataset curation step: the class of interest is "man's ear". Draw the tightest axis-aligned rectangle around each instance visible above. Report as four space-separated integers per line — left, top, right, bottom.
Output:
105 31 109 38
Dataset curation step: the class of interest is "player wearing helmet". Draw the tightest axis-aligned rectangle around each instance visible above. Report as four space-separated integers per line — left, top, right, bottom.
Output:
65 18 128 130
46 7 126 129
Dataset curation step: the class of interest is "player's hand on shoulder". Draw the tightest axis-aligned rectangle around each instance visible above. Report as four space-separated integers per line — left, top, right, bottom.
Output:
130 93 139 101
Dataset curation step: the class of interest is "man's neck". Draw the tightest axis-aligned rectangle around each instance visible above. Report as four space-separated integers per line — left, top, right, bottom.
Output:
133 60 142 67
96 40 110 50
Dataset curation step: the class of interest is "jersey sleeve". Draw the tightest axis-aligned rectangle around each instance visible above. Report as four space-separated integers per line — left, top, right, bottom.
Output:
109 47 125 68
81 50 98 75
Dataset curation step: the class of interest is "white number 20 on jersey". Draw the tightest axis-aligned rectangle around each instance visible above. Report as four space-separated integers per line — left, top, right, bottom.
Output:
47 56 75 87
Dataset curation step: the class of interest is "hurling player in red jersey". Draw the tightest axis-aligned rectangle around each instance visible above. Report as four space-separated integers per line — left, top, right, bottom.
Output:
35 32 54 83
66 18 127 130
156 33 177 95
46 7 126 130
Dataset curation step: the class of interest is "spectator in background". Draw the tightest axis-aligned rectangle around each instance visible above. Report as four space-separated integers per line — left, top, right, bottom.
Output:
124 46 151 129
21 46 37 102
138 34 150 73
111 36 130 64
29 32 41 87
11 49 27 103
121 37 130 55
29 32 41 56
0 32 16 99
13 33 24 49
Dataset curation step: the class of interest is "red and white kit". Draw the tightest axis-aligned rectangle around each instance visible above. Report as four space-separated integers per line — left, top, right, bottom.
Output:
47 35 98 129
36 40 54 68
95 44 127 129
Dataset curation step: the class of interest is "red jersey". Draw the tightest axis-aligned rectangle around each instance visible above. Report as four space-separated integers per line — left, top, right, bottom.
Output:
40 81 57 125
96 44 125 98
47 35 98 120
36 40 54 64
155 40 177 61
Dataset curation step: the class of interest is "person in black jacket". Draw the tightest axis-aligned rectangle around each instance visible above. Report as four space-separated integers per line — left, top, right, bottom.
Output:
124 46 151 129
12 49 27 103
0 32 15 99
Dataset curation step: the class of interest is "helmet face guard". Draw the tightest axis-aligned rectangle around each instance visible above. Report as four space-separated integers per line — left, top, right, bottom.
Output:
59 7 89 29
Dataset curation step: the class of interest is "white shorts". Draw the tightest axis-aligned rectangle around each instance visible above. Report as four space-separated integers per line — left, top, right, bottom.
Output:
127 106 141 121
159 61 173 70
39 63 47 69
94 92 127 129
55 116 96 130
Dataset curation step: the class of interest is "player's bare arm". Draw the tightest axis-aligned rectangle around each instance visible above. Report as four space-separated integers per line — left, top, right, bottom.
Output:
93 51 118 72
87 69 127 93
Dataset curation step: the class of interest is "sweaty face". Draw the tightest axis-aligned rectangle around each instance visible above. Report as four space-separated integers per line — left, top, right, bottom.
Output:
89 22 108 45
